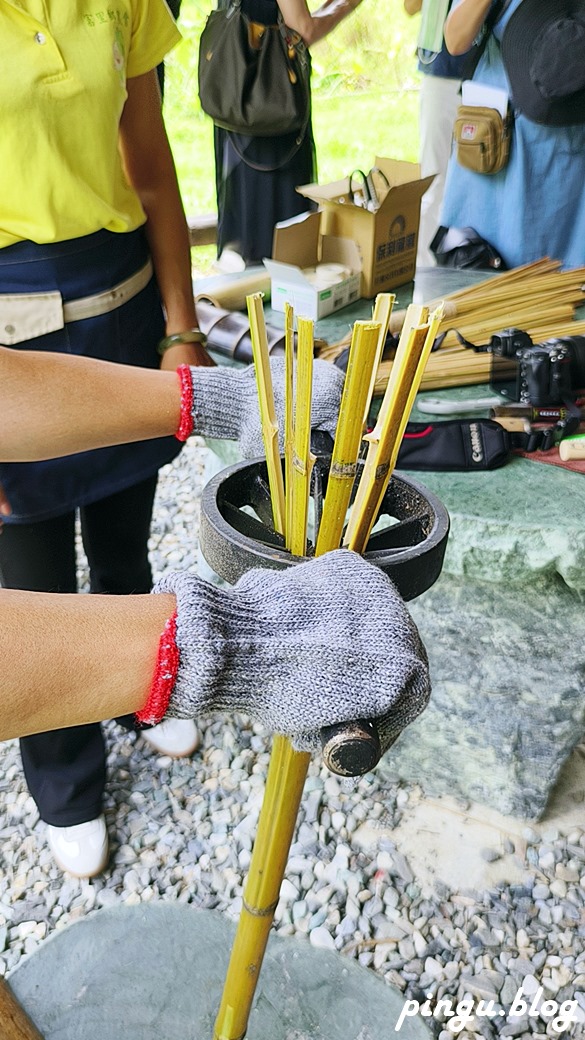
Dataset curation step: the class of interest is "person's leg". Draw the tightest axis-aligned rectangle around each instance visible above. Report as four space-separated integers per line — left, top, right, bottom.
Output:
80 474 157 597
0 514 107 826
417 75 462 268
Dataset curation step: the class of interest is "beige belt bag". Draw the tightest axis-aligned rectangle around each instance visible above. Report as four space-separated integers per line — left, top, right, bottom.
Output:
454 105 512 175
0 258 153 346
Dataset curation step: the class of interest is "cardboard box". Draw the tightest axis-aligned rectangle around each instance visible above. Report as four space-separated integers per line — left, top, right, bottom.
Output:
264 210 362 321
296 158 434 298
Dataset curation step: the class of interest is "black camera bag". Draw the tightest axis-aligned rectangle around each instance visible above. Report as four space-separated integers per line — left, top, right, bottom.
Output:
397 419 511 471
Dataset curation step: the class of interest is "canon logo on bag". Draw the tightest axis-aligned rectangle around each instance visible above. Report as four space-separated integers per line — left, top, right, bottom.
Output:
469 423 484 463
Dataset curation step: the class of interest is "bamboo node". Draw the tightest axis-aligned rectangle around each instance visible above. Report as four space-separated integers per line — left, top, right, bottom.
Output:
329 460 358 479
242 897 280 917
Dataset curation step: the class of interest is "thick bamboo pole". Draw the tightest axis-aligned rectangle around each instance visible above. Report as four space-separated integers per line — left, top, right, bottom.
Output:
213 736 311 1040
0 979 45 1040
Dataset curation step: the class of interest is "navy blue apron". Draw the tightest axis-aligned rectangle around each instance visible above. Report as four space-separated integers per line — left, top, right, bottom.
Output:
0 228 181 522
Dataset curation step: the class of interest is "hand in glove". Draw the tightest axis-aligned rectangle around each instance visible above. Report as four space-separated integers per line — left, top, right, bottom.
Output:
176 358 344 458
137 549 431 758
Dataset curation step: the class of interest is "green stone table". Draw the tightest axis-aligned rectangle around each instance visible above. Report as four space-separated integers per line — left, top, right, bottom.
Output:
7 905 431 1040
202 268 585 819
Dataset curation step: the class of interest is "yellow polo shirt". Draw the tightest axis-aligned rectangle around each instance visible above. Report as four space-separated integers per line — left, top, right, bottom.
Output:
0 0 181 248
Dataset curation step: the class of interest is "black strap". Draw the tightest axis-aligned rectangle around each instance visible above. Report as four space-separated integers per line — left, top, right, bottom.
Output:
226 122 309 173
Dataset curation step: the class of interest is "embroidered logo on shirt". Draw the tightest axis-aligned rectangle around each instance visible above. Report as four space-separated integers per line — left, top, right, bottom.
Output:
113 27 125 80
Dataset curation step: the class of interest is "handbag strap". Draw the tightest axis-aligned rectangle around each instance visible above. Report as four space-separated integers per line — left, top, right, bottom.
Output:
226 113 310 172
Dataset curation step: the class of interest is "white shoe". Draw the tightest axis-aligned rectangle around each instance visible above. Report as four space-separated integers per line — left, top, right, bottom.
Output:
47 815 109 878
141 718 200 758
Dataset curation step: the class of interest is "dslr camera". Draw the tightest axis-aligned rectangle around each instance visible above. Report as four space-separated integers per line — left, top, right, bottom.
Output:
490 327 585 406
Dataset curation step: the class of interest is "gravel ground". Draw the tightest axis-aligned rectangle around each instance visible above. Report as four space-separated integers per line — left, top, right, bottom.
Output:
1 438 584 1038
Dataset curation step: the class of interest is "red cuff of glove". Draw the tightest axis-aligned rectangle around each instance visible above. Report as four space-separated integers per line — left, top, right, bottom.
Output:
175 365 194 442
135 611 180 726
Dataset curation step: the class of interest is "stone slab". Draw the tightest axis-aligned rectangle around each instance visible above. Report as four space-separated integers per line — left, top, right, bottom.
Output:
379 568 585 819
8 905 431 1040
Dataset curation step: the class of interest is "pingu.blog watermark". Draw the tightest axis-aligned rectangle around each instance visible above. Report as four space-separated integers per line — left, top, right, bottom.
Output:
395 985 578 1034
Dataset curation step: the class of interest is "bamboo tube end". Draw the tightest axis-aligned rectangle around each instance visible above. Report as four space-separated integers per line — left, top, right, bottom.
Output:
321 719 381 776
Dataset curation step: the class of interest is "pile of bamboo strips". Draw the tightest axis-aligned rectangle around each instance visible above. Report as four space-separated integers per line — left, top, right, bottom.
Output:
317 259 585 395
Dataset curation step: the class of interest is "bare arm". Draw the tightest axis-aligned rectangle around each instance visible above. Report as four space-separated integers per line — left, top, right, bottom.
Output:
277 0 364 47
118 70 214 370
0 347 181 462
444 0 492 54
0 588 176 740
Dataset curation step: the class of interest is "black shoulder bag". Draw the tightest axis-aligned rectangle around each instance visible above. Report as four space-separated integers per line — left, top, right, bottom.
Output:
198 0 311 139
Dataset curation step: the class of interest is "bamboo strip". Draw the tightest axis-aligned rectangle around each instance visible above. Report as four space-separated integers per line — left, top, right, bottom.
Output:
347 306 443 552
314 321 382 556
344 304 426 547
288 317 315 558
247 292 285 536
284 302 295 549
364 293 395 424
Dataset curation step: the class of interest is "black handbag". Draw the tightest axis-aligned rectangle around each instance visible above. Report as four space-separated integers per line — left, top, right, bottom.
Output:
430 226 507 271
198 0 311 138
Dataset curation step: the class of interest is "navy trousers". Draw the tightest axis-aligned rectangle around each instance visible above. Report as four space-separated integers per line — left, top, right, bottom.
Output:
0 475 158 825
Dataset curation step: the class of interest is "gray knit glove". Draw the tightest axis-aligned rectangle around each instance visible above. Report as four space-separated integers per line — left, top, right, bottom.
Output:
189 358 344 458
153 549 430 757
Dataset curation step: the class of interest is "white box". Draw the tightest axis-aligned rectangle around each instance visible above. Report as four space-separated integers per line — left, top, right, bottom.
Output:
264 211 362 321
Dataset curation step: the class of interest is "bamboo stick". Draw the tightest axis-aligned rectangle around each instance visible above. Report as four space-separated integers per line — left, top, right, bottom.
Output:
314 321 382 557
317 258 585 399
214 317 382 1040
213 311 314 1040
347 305 444 552
284 302 295 548
247 292 285 536
344 304 426 547
213 737 311 1040
288 317 315 558
363 293 395 424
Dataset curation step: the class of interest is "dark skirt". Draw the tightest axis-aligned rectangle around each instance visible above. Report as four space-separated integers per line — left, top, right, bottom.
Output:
214 0 317 264
0 228 181 522
214 124 317 264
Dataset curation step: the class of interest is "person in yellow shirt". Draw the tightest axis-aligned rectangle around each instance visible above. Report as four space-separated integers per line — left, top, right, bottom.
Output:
0 0 214 878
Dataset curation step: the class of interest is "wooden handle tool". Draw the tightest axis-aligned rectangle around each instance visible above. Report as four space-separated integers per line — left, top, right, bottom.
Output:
0 978 45 1039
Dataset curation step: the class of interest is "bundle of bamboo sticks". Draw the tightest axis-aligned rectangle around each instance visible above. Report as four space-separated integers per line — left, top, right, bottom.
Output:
317 259 585 395
213 291 442 1040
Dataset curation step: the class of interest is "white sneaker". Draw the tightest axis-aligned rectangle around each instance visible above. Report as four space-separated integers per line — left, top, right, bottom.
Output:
141 718 200 758
47 815 109 878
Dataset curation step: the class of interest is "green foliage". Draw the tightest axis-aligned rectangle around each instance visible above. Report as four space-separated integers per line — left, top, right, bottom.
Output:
163 0 422 257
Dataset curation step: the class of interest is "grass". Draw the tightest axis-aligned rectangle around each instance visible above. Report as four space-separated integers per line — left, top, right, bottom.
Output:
162 0 423 270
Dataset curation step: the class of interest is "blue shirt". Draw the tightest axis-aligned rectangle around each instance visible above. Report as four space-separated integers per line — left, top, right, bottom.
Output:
440 0 585 271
